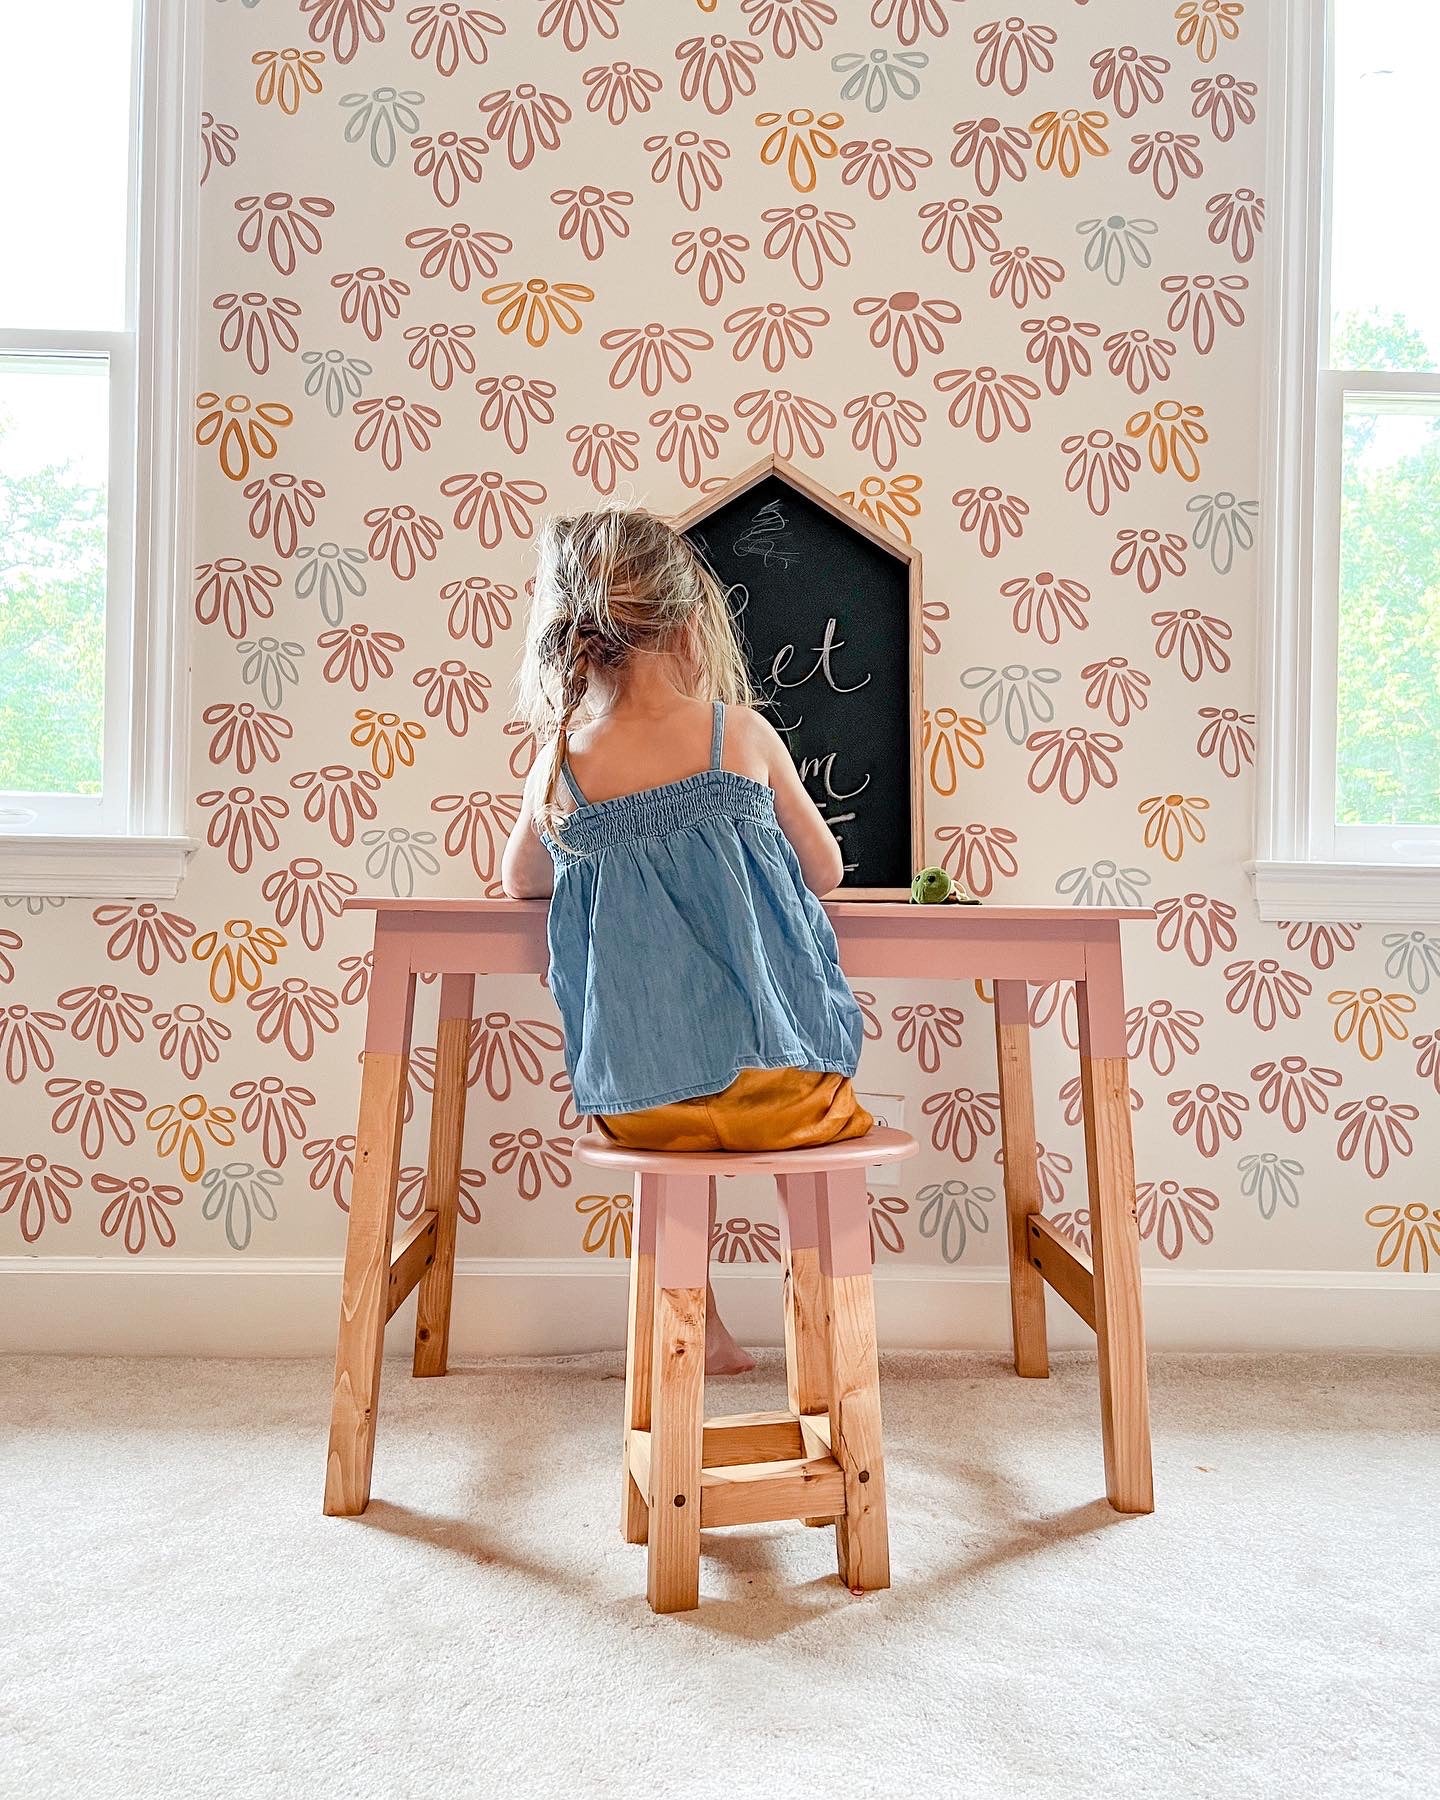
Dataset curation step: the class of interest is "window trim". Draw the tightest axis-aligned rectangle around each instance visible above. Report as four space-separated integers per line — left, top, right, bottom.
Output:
0 0 199 898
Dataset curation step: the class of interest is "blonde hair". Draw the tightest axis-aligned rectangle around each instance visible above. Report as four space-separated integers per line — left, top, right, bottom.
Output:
518 507 755 838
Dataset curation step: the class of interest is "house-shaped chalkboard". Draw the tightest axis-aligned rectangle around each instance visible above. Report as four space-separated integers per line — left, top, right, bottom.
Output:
672 456 923 898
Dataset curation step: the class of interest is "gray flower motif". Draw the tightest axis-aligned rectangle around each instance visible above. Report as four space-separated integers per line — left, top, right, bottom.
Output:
1077 213 1157 285
237 636 305 710
2 896 66 916
1055 860 1151 907
361 827 442 898
339 87 424 170
1382 930 1440 995
1185 489 1259 575
201 1160 281 1251
294 543 367 627
832 48 928 113
1237 1151 1303 1221
916 1179 994 1264
301 347 372 419
959 663 1061 746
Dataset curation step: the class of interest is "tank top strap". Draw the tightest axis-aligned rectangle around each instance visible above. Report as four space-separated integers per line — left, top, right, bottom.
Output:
709 700 726 772
558 741 588 808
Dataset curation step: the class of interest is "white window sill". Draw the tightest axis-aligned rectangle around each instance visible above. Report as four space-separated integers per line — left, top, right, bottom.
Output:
1249 859 1440 924
0 835 197 899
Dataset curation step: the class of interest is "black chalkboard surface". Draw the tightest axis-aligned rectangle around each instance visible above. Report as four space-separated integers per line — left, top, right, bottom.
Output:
678 461 921 894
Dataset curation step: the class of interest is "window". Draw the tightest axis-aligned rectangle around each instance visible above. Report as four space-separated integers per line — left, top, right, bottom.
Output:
0 0 198 897
1256 1 1440 920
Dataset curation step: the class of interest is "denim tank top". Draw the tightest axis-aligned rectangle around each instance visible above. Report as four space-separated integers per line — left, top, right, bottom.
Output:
542 702 864 1115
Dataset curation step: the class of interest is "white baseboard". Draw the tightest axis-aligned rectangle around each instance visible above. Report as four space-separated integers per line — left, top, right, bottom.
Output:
3 1256 1436 1357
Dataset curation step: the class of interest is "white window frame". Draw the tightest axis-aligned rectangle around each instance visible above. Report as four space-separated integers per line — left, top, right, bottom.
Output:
1253 0 1440 923
0 0 199 899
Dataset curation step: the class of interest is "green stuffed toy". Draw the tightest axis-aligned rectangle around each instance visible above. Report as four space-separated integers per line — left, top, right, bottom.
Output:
909 866 979 905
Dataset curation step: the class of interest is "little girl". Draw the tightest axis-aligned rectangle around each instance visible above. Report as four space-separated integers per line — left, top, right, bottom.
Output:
501 507 872 1373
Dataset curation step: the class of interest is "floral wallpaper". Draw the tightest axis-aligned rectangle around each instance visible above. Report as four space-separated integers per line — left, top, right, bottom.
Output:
3 0 1439 1286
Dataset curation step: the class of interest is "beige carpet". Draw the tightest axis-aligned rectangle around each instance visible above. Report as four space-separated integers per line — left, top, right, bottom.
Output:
2 1350 1437 1800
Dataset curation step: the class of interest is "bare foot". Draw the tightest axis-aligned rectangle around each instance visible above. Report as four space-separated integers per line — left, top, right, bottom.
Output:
705 1281 756 1376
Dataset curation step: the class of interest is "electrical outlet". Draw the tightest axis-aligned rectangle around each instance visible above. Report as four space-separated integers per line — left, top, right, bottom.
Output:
854 1089 908 1194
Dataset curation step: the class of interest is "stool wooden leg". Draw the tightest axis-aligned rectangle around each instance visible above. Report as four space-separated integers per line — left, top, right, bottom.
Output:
647 1173 709 1614
622 1172 658 1545
994 979 1049 1379
413 973 472 1378
1078 933 1154 1516
775 1173 828 1416
325 954 415 1517
817 1168 889 1593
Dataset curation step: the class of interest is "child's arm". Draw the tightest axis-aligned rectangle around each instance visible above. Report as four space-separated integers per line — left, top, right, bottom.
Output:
740 708 846 896
500 763 555 899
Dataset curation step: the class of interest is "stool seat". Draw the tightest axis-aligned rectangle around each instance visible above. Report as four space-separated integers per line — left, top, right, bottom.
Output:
576 1124 918 1178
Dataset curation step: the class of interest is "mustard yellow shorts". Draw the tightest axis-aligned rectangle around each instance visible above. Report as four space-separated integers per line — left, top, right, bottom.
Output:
598 1068 873 1154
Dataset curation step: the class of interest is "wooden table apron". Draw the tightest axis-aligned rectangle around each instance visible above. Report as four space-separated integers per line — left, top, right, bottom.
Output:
324 899 1155 1520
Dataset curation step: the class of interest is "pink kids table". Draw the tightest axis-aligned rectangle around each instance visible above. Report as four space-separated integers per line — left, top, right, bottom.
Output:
324 899 1155 1523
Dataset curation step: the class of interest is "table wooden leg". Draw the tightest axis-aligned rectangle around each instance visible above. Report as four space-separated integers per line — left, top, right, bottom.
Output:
622 1172 657 1545
994 979 1049 1379
647 1173 709 1615
413 973 473 1378
1077 932 1154 1516
325 951 415 1517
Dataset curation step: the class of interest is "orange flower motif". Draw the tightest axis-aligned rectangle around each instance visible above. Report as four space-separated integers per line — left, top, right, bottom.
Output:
1126 399 1208 481
923 707 987 795
145 1094 238 1184
1138 792 1209 861
350 710 426 779
252 48 325 115
755 107 845 192
838 473 922 543
1030 108 1109 178
1175 0 1244 64
480 277 593 346
576 1191 632 1257
1327 988 1415 1062
1365 1202 1440 1274
195 393 293 482
191 918 287 1005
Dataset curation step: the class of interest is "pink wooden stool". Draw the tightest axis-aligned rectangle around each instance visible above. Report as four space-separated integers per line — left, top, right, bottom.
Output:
577 1126 919 1615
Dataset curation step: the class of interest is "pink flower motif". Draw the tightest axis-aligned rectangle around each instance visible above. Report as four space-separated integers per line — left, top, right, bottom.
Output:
402 320 478 391
843 389 926 471
1278 921 1360 972
203 701 291 774
93 904 196 977
397 1163 485 1226
840 137 933 200
413 660 491 736
989 244 1065 308
1135 1179 1218 1260
1152 607 1232 680
676 33 763 115
1026 725 1122 803
1196 706 1254 777
361 502 443 579
854 290 961 377
1082 656 1151 727
566 421 642 496
228 1078 315 1169
934 821 1020 898
1335 1095 1418 1179
352 395 442 472
260 856 357 952
1019 314 1100 396
922 1086 1001 1162
1251 1056 1343 1133
581 60 663 125
248 978 341 1061
1002 569 1089 643
288 764 382 847
1154 893 1238 967
711 1214 782 1263
1205 187 1264 263
1191 73 1258 142
304 1134 356 1211
1111 528 1187 594
214 291 302 376
1061 428 1142 516
600 320 713 394
867 1189 908 1258
1103 327 1176 395
651 404 729 489
917 195 1003 274
552 185 633 262
872 0 960 46
431 790 522 882
235 192 334 276
1090 45 1170 116
1128 130 1204 200
442 574 516 649
1223 959 1312 1031
56 984 152 1056
671 226 748 306
933 364 1040 441
952 485 1029 557
423 1011 561 1102
741 0 836 58
45 1078 145 1161
974 16 1057 95
200 112 240 186
760 203 854 291
153 1003 232 1082
724 301 827 372
194 558 281 639
473 377 556 458
950 116 1032 195
405 221 513 291
411 131 488 208
644 130 729 211
317 620 405 690
0 928 20 987
331 266 410 342
300 0 389 63
194 786 288 875
734 387 835 460
1160 273 1248 355
1048 1205 1092 1255
92 1173 184 1254
439 469 548 547
406 4 506 76
478 82 571 169
490 1128 574 1201
1126 999 1203 1077
1167 1082 1247 1156
892 1002 965 1073
242 472 324 560
0 1154 81 1243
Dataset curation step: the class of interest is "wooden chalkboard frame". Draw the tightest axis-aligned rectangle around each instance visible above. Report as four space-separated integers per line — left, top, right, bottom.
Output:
671 454 924 900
